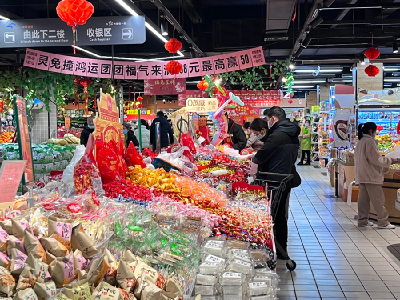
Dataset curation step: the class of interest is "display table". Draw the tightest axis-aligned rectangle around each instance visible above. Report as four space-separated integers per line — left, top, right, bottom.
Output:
337 161 359 202
370 178 400 224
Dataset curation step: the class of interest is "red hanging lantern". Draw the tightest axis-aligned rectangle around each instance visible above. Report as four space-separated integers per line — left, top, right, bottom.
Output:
165 60 183 75
56 0 94 53
288 99 293 104
365 64 380 77
137 96 143 102
365 47 380 60
197 80 209 91
0 100 4 113
80 78 92 114
93 96 97 113
137 103 143 109
165 38 182 54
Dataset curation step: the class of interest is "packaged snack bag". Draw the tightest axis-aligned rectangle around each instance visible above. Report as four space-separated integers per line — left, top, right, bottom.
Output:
48 217 73 242
24 230 46 261
0 252 10 269
39 237 69 257
51 252 76 288
33 281 56 300
63 279 91 300
0 229 9 253
13 288 38 300
70 224 98 258
0 220 13 235
7 236 26 255
10 248 27 272
125 142 146 168
25 253 49 283
116 260 137 292
91 281 120 300
11 219 32 239
73 249 89 272
0 266 15 296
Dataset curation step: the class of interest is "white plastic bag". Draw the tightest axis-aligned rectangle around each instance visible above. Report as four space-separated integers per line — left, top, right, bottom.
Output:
61 145 86 184
385 146 400 159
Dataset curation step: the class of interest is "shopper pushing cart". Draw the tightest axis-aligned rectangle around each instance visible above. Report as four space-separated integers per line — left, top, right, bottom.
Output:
250 107 301 269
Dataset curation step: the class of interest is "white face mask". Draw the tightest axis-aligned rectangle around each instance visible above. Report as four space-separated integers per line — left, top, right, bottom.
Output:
258 130 266 140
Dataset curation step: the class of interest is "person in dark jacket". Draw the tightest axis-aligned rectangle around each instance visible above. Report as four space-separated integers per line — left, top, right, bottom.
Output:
150 111 174 151
221 111 247 152
123 123 139 148
80 117 95 147
252 106 301 259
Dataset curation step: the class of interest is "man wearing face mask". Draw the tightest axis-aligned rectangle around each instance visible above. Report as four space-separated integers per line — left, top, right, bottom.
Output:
247 118 268 151
222 111 247 152
80 117 95 147
252 106 301 260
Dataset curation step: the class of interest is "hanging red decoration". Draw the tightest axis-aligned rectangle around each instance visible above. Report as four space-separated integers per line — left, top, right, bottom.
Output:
165 38 182 54
365 64 380 77
73 76 80 107
137 103 143 109
56 0 94 54
197 80 209 91
80 78 92 114
165 60 183 75
93 97 97 113
365 47 380 60
137 96 143 102
288 99 293 104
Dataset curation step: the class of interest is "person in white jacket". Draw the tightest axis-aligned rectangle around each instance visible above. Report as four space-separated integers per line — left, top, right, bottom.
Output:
355 122 399 229
134 119 151 149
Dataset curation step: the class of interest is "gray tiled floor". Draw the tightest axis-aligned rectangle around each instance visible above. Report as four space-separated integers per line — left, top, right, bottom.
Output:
276 165 400 300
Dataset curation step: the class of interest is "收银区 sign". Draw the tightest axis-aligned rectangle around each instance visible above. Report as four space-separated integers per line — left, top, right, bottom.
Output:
0 16 145 48
186 98 218 113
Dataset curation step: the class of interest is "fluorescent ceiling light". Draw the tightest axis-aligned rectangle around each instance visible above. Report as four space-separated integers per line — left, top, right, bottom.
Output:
384 78 400 82
383 67 400 71
0 15 10 20
73 45 183 61
292 80 326 84
294 69 342 73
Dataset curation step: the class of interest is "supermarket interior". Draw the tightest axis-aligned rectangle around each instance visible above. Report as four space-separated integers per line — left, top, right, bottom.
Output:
2 0 400 299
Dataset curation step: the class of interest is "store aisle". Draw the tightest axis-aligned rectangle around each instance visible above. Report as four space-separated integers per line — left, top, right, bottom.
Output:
277 166 400 300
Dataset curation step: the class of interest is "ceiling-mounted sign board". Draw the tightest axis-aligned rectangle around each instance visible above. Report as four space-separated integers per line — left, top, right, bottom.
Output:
0 16 145 48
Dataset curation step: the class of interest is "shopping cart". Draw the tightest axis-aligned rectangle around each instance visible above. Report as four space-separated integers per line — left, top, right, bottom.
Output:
254 171 297 271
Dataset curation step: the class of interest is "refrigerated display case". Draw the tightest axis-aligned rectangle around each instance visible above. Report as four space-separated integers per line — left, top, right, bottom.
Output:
358 108 400 136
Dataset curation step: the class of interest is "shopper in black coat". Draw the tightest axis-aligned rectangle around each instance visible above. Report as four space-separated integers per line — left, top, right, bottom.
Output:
252 106 301 259
150 111 174 151
123 123 139 148
80 117 95 147
221 112 247 152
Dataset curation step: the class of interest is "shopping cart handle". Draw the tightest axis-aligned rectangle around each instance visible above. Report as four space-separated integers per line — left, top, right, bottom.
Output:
257 172 293 179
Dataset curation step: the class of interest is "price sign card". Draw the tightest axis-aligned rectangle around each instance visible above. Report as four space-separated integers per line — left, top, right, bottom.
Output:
0 160 26 203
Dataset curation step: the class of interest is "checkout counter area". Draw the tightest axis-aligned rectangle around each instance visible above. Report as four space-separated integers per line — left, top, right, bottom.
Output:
334 149 400 224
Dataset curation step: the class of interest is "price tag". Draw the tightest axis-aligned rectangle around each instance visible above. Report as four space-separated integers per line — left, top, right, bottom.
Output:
65 117 71 129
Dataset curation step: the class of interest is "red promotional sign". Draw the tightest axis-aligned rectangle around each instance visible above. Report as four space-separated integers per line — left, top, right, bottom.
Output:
144 78 186 95
226 105 261 125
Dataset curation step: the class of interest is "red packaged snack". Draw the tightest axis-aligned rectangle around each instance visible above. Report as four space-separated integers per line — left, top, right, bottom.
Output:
73 158 102 194
96 141 127 184
181 133 196 154
125 142 146 169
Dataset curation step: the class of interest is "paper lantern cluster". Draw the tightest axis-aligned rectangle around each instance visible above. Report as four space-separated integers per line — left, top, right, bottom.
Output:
365 47 380 60
165 38 182 54
197 79 209 91
166 60 183 75
56 0 94 53
365 64 380 77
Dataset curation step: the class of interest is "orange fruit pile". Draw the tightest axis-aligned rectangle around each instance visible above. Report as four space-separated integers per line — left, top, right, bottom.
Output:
0 132 13 144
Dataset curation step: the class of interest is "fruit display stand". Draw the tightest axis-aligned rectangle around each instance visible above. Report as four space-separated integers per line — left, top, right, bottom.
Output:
371 178 400 224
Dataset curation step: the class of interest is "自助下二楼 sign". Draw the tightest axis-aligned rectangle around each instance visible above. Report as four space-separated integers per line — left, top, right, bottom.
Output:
0 16 145 48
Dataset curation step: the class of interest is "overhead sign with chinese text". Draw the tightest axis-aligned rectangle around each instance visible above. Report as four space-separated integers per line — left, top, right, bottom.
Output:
186 98 218 113
23 46 266 80
0 16 145 48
